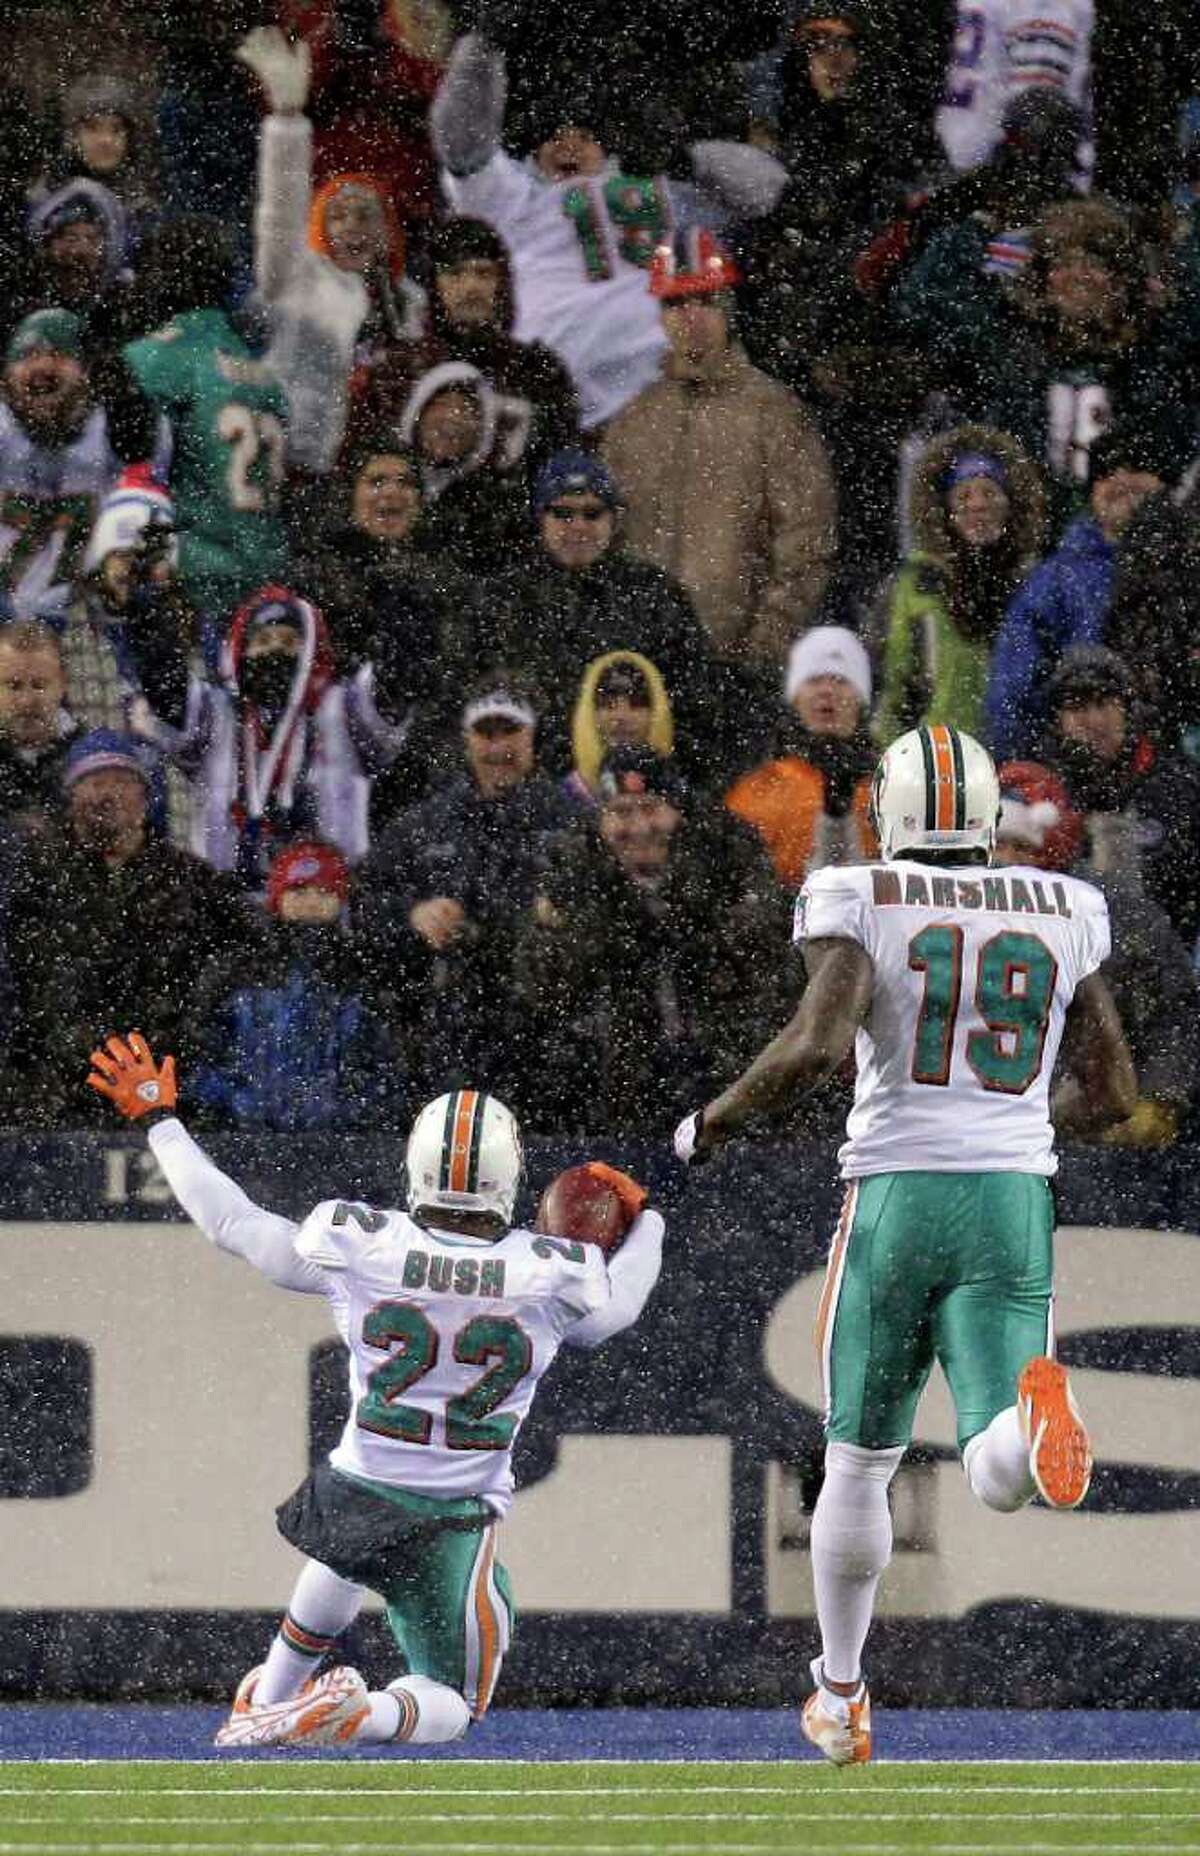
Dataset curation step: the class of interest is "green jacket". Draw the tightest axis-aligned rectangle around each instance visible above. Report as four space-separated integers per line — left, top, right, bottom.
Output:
873 422 1047 745
874 552 992 745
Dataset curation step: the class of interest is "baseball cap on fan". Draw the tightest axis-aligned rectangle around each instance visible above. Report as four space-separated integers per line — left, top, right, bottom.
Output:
462 685 538 732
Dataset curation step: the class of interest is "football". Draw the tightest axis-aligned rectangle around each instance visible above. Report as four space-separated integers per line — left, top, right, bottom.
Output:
534 1164 634 1256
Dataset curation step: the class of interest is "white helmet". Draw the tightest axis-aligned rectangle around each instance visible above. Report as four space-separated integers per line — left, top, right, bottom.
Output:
871 725 1000 861
405 1089 524 1231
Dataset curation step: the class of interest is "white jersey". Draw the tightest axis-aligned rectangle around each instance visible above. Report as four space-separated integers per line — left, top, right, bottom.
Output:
444 152 671 429
0 405 119 616
796 861 1110 1179
936 0 1093 175
293 1199 611 1513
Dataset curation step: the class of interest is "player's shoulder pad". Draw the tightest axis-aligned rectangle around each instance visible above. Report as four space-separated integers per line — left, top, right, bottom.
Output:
793 861 872 944
294 1197 394 1271
506 1222 589 1260
509 1223 608 1275
1057 868 1112 969
1057 868 1108 916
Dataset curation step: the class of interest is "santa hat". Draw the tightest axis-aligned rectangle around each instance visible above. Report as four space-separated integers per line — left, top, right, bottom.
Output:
83 465 176 575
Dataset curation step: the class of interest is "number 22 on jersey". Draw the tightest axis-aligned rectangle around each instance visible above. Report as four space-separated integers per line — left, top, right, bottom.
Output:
356 1301 532 1452
909 926 1057 1093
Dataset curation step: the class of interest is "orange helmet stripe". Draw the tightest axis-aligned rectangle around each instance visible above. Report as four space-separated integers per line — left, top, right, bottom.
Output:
447 1090 479 1194
928 725 957 832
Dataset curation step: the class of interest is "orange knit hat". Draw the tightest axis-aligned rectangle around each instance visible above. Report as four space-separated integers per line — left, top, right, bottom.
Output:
307 173 407 277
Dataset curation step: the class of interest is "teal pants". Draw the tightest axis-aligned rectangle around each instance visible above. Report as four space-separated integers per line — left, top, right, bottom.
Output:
338 1474 515 1719
821 1172 1054 1451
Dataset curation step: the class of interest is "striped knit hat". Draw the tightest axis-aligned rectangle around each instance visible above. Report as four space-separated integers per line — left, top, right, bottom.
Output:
83 466 176 574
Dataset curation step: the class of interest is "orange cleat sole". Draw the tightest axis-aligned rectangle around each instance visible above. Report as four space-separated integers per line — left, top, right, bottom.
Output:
1018 1356 1093 1509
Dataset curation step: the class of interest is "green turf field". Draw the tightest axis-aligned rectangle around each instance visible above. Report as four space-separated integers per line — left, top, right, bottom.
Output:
0 1760 1196 1855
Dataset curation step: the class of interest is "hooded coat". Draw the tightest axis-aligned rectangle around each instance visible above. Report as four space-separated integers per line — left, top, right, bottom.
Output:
19 179 140 343
396 359 534 574
566 648 675 802
344 219 581 484
27 178 131 294
874 423 1046 744
141 585 401 884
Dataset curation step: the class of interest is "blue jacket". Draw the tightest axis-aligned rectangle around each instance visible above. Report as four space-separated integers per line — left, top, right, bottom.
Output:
192 954 397 1132
985 518 1116 762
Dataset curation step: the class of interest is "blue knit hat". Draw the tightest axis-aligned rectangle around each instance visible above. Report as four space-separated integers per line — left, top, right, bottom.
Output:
533 449 621 517
63 728 150 791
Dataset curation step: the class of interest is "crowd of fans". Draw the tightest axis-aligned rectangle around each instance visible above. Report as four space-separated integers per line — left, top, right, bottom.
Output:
0 0 1199 1145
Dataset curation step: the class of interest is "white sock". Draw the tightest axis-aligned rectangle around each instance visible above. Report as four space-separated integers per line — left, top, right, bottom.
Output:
810 1655 866 1721
255 1559 366 1705
810 1440 904 1688
349 1674 471 1745
963 1404 1035 1512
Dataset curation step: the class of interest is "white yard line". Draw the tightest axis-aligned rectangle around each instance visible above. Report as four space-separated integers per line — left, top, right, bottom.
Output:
4 1774 1194 1789
0 1844 1197 1856
2 1809 1197 1826
10 1757 1197 1769
0 1782 1195 1799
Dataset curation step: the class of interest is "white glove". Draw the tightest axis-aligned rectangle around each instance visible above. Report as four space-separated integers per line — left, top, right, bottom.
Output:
236 26 312 115
673 1109 705 1165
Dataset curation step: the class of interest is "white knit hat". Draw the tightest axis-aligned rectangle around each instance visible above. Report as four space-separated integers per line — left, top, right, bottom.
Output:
83 470 176 575
785 625 872 708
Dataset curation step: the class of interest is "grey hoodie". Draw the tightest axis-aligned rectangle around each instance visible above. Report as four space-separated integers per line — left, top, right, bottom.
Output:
28 178 130 288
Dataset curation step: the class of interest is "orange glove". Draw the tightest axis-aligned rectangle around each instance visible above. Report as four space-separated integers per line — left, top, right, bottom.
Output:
584 1161 648 1221
87 1031 177 1122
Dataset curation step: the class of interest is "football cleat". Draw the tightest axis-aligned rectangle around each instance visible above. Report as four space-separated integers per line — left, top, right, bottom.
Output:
214 1665 269 1745
228 1664 264 1714
1018 1355 1093 1509
214 1666 368 1750
278 1666 370 1746
801 1680 872 1765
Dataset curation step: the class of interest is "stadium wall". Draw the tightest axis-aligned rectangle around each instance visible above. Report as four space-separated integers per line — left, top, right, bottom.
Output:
0 1132 1196 1707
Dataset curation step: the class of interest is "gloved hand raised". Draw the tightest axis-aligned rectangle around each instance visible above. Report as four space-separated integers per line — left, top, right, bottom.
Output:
87 1031 177 1123
236 26 312 115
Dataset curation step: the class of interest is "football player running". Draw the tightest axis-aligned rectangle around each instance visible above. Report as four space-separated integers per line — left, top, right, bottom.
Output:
675 725 1135 1764
88 1039 663 1749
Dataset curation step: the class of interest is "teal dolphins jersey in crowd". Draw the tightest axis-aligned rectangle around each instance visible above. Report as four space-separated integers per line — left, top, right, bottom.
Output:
124 308 289 615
